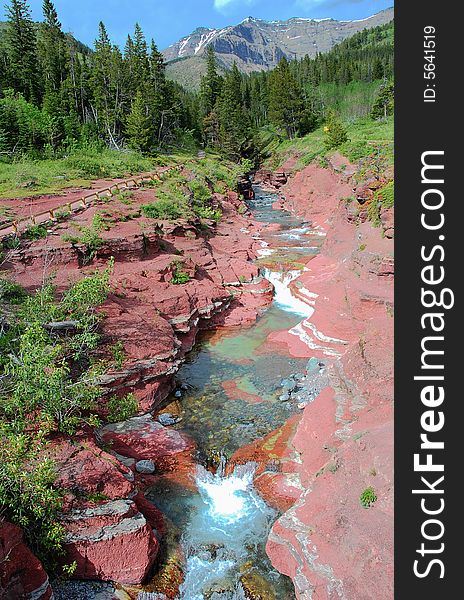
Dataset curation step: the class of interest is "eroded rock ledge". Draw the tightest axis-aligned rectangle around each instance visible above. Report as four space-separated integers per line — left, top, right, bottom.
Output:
251 158 394 600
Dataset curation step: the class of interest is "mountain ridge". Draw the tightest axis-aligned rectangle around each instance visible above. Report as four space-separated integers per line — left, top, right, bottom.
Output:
163 7 394 74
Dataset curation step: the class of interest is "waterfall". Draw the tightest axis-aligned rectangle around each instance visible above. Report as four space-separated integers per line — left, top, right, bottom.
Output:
176 463 276 600
263 268 314 318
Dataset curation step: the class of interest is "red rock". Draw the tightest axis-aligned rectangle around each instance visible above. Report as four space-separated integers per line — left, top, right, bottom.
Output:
263 157 394 598
381 206 395 238
100 414 196 474
0 522 53 600
62 499 158 584
53 437 134 503
221 379 264 404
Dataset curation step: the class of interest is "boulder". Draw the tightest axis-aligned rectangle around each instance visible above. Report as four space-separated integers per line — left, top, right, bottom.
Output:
62 499 158 584
0 522 53 600
100 414 196 472
53 438 134 502
381 207 394 238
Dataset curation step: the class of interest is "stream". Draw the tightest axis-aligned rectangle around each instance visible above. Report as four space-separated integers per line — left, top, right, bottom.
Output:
146 185 325 600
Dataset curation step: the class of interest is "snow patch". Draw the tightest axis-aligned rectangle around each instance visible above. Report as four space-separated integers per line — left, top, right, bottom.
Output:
194 30 219 55
178 36 191 57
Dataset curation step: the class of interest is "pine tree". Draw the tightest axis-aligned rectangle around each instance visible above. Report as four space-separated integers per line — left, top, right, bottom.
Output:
200 46 221 117
217 63 247 161
91 22 124 147
323 110 349 149
268 57 308 139
131 24 150 91
38 0 67 92
149 39 166 95
4 0 40 101
370 82 394 120
126 88 153 152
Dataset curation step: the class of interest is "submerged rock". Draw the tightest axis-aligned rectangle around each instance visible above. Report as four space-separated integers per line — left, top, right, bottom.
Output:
157 413 179 426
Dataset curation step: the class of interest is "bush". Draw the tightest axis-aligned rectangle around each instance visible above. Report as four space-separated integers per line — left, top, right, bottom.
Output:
141 197 187 220
324 112 349 150
1 322 101 435
0 427 64 567
106 393 138 423
0 278 27 304
194 205 222 222
2 262 113 433
171 260 191 285
360 486 377 508
24 224 48 240
188 179 211 203
375 180 394 209
62 214 106 263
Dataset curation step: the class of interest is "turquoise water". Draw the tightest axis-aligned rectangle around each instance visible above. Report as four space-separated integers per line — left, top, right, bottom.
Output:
147 187 323 600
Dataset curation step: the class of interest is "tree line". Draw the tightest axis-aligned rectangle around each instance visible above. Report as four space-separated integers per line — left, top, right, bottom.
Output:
0 0 394 161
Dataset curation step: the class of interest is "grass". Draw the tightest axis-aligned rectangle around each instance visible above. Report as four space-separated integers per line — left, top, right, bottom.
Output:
0 147 163 199
140 154 244 223
264 116 393 173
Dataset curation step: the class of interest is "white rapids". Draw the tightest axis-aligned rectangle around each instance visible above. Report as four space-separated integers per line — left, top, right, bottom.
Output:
176 462 276 600
263 268 314 318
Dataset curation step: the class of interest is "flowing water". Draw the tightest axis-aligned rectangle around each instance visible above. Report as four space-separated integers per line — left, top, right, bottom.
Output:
146 186 324 599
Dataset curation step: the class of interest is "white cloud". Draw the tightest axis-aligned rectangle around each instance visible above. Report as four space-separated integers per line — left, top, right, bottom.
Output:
214 0 256 14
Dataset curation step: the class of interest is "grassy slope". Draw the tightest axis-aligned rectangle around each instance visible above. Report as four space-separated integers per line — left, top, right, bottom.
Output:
263 115 393 172
0 148 166 199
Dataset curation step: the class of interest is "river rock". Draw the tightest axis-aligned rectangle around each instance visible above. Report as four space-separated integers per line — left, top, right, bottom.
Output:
136 459 156 474
0 522 53 600
62 499 158 584
157 413 179 426
100 414 196 474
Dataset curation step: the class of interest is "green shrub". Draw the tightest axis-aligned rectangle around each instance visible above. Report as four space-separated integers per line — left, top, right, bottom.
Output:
375 180 394 209
0 427 64 568
2 236 21 250
62 214 106 263
367 199 381 227
171 260 191 285
0 278 27 304
194 205 222 222
64 155 106 178
360 486 377 508
1 323 101 435
323 112 349 150
188 179 211 203
110 341 126 369
24 224 48 240
106 393 138 423
141 197 188 220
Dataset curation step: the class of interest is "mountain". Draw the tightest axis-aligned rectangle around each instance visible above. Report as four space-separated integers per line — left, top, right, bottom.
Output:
163 7 394 88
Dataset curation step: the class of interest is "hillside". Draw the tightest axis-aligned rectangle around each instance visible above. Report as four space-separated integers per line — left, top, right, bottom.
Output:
164 7 393 88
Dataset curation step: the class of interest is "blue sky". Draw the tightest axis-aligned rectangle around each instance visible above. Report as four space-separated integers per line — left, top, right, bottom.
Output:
3 0 393 50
